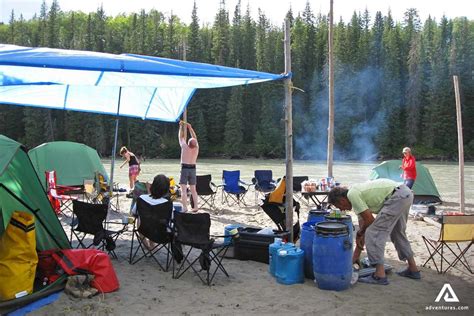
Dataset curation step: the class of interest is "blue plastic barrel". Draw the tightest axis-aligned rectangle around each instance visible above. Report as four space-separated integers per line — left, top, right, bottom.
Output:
324 214 354 244
307 209 329 223
301 214 327 279
275 247 304 285
269 241 295 276
224 224 241 245
313 221 352 291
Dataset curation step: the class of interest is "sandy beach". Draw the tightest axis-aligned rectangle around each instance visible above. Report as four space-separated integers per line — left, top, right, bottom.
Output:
31 190 474 316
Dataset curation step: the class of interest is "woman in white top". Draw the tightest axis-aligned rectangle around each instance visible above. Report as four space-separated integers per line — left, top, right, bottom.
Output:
132 174 170 250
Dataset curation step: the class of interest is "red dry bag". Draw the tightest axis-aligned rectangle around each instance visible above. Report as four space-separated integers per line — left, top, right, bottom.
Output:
52 249 119 293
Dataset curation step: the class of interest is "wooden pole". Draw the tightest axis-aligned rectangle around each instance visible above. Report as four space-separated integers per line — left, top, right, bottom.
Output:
284 19 294 242
327 0 335 177
453 75 464 213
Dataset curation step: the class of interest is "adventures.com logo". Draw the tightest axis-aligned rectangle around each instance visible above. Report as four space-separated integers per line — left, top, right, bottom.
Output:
425 284 470 311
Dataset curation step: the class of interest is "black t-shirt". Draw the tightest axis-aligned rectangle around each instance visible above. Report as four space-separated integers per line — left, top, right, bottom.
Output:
129 155 139 166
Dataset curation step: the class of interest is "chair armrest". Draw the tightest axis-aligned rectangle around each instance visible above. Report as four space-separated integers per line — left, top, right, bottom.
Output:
239 180 250 188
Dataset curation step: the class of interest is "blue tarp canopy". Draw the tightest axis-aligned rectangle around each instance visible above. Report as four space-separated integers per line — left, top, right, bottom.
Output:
0 44 286 121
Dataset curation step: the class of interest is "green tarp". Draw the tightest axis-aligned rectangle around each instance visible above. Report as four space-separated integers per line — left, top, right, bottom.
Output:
29 141 108 189
0 135 70 313
369 160 441 203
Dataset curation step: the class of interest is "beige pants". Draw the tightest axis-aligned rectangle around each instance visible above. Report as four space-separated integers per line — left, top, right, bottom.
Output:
365 185 414 265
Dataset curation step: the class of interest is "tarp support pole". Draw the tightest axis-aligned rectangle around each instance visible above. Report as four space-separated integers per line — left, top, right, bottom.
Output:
284 18 294 242
453 75 464 213
109 87 122 198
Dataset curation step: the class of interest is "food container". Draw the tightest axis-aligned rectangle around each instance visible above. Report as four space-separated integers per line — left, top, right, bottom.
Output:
301 180 318 193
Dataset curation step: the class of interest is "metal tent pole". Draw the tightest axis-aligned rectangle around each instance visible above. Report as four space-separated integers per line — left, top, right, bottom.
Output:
109 87 122 197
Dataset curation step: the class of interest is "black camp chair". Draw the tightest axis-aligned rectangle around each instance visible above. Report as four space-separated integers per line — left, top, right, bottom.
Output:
191 175 218 209
259 196 301 242
252 170 276 204
129 199 174 271
293 176 309 206
70 200 127 259
173 212 235 285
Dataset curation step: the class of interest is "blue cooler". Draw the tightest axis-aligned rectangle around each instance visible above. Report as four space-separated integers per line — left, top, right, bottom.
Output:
269 240 295 277
275 247 304 285
224 224 241 245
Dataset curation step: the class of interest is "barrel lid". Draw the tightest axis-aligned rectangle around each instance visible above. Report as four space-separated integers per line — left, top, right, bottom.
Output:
309 209 329 215
324 214 351 221
315 221 348 235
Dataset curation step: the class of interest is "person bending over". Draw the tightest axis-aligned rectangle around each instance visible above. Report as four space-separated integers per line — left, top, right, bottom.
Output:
328 179 421 285
119 146 140 191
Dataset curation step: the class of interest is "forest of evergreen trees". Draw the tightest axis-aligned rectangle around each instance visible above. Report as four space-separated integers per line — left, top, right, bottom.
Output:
1 0 473 161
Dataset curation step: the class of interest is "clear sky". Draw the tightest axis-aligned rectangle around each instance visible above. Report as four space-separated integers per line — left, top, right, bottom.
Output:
1 0 472 25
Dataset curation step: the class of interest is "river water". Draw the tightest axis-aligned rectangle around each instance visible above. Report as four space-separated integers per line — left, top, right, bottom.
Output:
103 159 474 212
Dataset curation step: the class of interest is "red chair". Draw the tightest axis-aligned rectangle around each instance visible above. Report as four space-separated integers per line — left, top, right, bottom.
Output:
45 170 81 216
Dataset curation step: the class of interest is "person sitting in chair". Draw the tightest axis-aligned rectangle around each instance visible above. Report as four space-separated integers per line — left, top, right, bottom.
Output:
131 174 170 250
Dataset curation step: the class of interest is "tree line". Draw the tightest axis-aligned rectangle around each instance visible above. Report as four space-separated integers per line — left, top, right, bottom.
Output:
1 0 473 160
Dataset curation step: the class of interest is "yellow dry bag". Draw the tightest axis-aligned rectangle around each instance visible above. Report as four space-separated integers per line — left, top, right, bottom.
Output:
0 211 38 301
268 177 286 204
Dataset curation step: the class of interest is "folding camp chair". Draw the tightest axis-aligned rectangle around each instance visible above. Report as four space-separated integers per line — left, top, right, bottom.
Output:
129 199 174 271
422 215 474 274
45 170 81 216
191 175 218 209
173 212 235 285
260 196 301 242
252 170 276 204
292 176 309 206
221 170 250 206
70 200 127 259
94 172 120 212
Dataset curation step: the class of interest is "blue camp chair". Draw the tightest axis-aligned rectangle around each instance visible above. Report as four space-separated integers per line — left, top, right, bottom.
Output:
221 170 250 206
252 170 276 204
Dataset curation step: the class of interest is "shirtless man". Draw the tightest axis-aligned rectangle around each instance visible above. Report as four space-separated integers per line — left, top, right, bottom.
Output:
178 121 199 212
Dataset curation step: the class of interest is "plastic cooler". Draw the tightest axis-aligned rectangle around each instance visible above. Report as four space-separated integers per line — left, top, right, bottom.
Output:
234 227 290 263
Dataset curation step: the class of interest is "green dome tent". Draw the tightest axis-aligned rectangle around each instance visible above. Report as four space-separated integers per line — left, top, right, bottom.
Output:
369 160 441 203
29 141 108 189
0 135 70 314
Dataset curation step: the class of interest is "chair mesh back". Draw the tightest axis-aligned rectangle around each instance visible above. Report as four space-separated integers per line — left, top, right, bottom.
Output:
293 176 309 192
72 200 107 234
255 170 273 184
174 212 210 246
136 198 173 244
196 175 213 195
223 170 240 192
441 215 474 242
